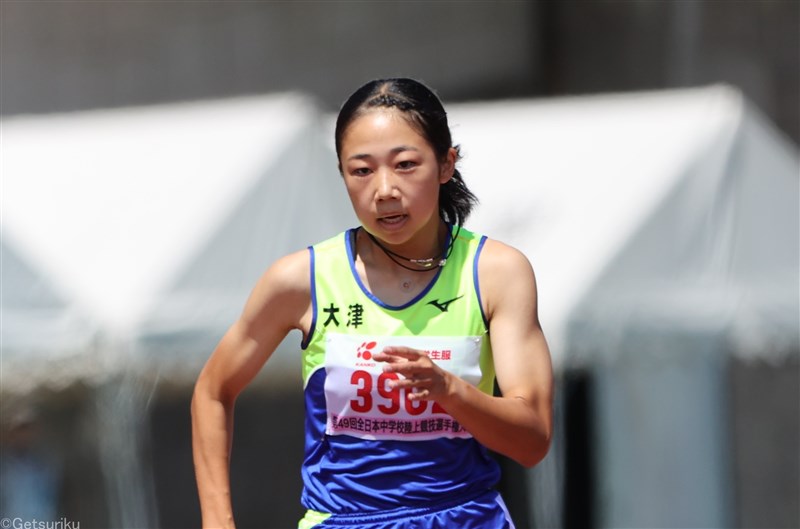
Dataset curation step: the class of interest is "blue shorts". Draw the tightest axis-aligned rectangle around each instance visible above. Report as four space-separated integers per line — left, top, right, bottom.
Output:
301 489 516 529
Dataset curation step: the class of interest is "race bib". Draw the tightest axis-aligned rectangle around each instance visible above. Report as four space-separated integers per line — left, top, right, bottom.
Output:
323 333 484 441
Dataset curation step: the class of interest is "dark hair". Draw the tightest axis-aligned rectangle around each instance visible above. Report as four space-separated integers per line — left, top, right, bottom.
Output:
335 78 478 227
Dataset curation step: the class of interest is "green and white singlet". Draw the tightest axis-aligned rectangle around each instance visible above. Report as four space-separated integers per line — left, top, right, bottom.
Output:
299 225 501 517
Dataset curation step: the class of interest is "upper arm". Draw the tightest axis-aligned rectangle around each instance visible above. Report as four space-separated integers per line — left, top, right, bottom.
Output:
478 240 553 415
195 249 312 404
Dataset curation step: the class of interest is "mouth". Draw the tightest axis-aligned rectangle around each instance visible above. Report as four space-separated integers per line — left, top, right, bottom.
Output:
378 213 406 224
376 213 408 229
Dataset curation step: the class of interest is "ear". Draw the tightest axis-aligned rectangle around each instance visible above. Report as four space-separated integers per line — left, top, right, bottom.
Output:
439 147 457 184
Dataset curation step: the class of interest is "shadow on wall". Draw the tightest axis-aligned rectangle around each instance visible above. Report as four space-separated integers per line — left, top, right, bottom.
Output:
729 356 800 529
150 385 306 529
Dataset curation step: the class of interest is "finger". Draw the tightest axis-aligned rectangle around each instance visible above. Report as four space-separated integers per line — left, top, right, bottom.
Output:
406 388 431 400
372 351 405 363
388 375 433 390
382 361 427 375
373 347 423 363
380 346 426 360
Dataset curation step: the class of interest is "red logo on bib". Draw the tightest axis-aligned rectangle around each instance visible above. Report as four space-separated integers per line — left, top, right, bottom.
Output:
356 341 377 365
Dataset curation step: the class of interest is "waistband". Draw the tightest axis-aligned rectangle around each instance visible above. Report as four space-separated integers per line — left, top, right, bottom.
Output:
302 488 497 526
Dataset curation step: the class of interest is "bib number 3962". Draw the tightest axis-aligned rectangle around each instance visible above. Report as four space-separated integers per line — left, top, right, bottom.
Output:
324 334 483 441
349 370 446 415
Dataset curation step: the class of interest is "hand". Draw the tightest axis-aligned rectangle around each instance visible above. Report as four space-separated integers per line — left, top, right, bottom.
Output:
372 346 453 402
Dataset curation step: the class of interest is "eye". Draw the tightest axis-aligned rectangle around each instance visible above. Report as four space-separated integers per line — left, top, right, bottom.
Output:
396 160 418 171
350 167 372 177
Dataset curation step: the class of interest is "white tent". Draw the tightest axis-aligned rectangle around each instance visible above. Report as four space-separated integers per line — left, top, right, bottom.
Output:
451 85 798 365
449 85 798 528
2 86 797 528
2 93 356 393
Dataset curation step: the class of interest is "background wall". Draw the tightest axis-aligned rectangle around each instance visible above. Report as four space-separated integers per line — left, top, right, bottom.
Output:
2 1 798 142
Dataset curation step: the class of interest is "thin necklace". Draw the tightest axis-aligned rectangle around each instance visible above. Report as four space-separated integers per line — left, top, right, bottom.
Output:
364 224 461 273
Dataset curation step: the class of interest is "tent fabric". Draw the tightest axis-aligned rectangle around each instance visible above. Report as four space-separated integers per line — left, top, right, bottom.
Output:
1 236 100 394
3 93 325 333
2 84 796 384
566 99 799 365
1 236 94 354
448 85 799 366
1 93 356 391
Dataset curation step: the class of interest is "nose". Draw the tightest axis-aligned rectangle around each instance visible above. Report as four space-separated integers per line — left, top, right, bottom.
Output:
375 168 397 200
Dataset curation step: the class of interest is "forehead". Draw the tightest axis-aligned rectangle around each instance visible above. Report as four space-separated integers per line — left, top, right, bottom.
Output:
340 108 429 153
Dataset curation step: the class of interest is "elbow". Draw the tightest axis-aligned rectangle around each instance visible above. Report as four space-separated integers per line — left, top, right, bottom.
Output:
518 447 548 469
191 375 208 417
191 373 231 420
190 384 205 429
517 448 548 469
516 428 553 469
190 385 203 420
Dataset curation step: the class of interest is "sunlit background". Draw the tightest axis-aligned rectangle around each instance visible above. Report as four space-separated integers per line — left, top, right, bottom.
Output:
1 2 798 528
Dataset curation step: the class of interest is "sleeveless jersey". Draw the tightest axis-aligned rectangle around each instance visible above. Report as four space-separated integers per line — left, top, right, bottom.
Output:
300 225 501 515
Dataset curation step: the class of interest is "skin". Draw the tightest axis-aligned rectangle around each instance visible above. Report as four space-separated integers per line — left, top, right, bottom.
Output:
191 107 553 528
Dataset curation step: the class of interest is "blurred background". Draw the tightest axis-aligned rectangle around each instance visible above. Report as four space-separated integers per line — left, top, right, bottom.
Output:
1 1 798 528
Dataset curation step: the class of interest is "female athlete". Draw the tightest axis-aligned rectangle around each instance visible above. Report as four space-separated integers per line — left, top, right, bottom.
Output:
191 78 553 529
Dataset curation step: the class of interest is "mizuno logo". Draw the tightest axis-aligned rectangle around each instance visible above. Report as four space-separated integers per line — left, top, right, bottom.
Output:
427 295 463 313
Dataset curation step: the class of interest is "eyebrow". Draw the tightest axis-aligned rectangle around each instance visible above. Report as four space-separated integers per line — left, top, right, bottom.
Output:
346 145 420 162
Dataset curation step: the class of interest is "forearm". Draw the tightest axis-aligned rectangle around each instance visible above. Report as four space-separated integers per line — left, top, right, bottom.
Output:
438 375 551 468
191 387 236 528
188 252 308 526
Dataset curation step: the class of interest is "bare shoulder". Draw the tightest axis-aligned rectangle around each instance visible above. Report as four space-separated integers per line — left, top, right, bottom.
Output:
477 238 539 320
257 248 311 295
241 248 312 334
196 248 312 399
478 238 534 276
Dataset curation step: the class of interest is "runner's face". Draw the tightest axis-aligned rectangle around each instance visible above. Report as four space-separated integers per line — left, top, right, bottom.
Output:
339 109 453 248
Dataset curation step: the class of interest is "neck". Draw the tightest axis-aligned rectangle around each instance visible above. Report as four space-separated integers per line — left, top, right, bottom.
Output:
359 221 450 274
